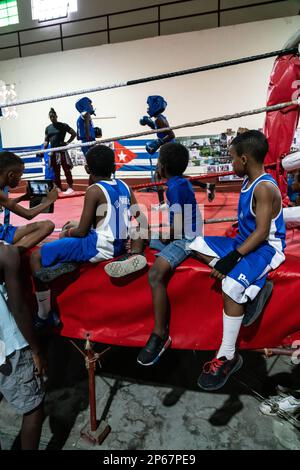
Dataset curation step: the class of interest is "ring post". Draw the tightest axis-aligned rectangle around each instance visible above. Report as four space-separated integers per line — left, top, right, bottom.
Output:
80 334 111 445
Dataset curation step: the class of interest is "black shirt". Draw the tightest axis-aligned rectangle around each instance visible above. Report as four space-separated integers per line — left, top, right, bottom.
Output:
45 122 72 148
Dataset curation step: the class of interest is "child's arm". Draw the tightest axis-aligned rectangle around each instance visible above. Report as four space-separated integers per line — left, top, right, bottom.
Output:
0 188 58 220
211 183 274 280
61 185 105 238
236 183 274 256
129 189 148 251
83 113 92 141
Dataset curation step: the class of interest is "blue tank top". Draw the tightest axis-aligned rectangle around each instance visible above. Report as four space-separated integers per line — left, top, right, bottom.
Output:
155 114 175 142
89 179 131 261
77 114 95 141
237 173 286 268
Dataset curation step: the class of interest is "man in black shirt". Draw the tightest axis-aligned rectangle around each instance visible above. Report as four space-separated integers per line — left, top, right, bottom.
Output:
42 108 76 193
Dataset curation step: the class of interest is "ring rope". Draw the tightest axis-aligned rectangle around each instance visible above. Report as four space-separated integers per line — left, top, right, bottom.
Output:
16 100 298 158
0 47 297 110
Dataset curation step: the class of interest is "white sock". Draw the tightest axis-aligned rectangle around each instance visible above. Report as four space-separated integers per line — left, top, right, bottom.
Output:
217 311 244 360
35 290 51 320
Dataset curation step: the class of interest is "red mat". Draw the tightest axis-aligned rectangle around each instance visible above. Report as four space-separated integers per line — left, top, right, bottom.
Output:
10 191 300 350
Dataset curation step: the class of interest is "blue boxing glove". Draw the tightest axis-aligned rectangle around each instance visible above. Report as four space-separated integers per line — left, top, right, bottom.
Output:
146 139 164 155
140 116 155 129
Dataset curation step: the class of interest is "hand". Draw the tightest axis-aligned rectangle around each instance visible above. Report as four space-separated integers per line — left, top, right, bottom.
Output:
62 220 78 231
210 268 226 280
45 187 58 203
32 350 47 376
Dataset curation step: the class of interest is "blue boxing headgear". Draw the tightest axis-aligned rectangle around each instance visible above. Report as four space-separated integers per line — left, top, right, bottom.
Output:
75 96 95 115
147 95 167 117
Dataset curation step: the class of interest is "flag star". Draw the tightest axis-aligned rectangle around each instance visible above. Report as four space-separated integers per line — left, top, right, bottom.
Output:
118 151 127 162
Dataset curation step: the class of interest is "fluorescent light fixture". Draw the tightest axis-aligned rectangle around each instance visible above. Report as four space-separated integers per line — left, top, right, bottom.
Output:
31 0 77 22
0 81 18 119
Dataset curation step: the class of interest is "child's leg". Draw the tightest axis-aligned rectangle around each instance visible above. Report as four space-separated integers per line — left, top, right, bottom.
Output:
148 256 172 338
13 220 55 252
138 239 190 366
216 293 245 360
21 404 44 450
30 249 53 322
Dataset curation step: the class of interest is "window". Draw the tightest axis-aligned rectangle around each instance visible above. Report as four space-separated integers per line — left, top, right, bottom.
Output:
0 0 19 28
31 0 77 22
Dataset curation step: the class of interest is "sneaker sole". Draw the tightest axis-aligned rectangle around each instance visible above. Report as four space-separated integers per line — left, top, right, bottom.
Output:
243 281 273 327
104 255 147 278
137 336 172 366
197 354 243 391
35 263 78 282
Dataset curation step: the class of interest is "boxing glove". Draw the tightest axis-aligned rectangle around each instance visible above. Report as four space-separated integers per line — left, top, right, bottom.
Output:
146 139 164 155
140 116 155 129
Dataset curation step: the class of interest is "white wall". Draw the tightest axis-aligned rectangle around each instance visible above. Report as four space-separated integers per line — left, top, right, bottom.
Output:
0 15 299 148
0 0 298 61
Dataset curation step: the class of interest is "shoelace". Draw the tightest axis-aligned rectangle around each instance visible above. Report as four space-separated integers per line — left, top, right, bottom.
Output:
203 357 225 374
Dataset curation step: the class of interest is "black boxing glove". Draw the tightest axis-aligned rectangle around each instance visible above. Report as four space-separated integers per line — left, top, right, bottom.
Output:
213 249 243 275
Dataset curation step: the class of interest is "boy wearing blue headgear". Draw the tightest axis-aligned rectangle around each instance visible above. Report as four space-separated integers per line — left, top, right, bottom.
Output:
75 97 96 157
140 96 215 208
140 96 175 210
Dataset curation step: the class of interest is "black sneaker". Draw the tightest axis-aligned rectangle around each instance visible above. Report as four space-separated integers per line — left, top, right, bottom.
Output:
34 262 78 283
33 310 61 330
242 280 273 327
137 333 171 366
104 253 147 278
207 183 216 203
197 353 243 391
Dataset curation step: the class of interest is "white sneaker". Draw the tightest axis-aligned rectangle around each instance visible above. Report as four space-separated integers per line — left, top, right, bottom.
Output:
259 395 300 416
153 203 168 211
104 253 147 278
64 188 74 195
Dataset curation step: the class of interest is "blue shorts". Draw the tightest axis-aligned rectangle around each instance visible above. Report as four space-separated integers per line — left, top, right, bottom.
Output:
189 236 276 304
150 238 193 270
0 224 17 245
41 230 99 267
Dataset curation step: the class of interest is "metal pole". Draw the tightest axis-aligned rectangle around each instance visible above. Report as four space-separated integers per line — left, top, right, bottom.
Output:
85 336 97 432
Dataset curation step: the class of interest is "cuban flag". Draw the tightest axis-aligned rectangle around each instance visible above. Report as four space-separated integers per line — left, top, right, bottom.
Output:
113 139 157 173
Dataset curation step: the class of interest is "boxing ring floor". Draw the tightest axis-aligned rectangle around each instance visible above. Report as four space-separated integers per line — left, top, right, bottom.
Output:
9 189 300 351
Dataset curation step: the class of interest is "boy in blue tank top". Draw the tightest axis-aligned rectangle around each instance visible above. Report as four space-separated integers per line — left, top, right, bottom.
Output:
75 97 96 157
189 130 286 391
30 145 146 328
140 95 215 208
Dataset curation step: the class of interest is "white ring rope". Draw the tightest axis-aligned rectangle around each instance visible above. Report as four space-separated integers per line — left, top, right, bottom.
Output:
16 100 298 158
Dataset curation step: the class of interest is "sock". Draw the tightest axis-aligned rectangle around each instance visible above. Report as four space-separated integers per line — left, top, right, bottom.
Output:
217 311 244 360
35 290 51 320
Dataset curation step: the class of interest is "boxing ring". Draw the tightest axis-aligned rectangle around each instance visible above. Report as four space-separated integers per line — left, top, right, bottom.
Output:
2 36 300 443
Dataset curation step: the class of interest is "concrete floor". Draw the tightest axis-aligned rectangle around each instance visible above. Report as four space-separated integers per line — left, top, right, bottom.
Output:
0 336 300 450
